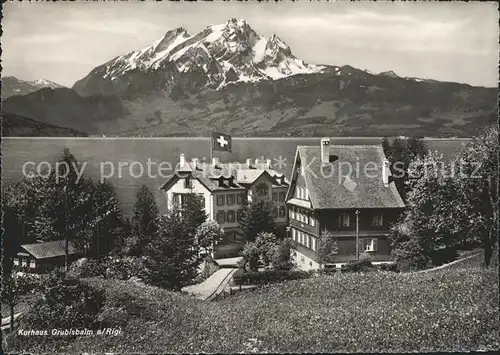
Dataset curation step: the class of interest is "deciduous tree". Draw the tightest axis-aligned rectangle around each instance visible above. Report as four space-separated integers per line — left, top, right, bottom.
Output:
239 200 276 242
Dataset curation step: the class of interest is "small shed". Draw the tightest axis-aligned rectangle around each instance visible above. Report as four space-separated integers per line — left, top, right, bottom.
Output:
14 240 84 272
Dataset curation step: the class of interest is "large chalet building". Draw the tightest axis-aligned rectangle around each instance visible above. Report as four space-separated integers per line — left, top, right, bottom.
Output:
160 154 289 258
286 138 405 270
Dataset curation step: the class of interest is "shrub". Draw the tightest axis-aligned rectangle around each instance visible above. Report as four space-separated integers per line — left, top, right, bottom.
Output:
341 257 376 273
241 242 260 272
271 238 294 271
377 263 399 272
67 258 105 278
103 256 148 280
316 267 337 275
233 269 312 285
19 272 106 334
392 238 431 272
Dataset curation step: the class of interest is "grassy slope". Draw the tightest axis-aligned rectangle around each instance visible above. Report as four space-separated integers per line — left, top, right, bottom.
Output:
15 265 499 353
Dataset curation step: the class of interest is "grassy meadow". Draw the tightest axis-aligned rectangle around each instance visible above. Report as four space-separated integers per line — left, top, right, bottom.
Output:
10 256 499 353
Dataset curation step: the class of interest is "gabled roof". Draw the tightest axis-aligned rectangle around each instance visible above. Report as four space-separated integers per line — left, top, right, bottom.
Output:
21 240 83 260
160 159 289 193
290 145 405 209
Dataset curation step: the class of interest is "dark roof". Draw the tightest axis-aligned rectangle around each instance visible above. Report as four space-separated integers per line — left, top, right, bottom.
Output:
295 145 405 209
160 159 289 192
21 240 83 259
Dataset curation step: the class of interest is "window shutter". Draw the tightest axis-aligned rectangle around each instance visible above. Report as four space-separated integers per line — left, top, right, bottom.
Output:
373 238 378 252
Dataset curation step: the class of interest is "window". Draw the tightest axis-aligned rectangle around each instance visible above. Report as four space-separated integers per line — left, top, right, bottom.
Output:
13 258 19 266
29 260 36 268
372 212 383 227
256 183 269 197
237 193 246 204
172 193 181 208
305 235 310 248
184 177 192 189
310 214 316 227
279 206 286 218
217 195 225 206
272 192 278 202
21 259 27 267
292 228 296 241
279 191 286 202
339 213 350 227
227 210 235 223
237 209 244 221
227 194 235 205
311 237 316 251
304 188 309 200
363 238 378 252
273 207 278 218
196 194 205 208
217 211 226 223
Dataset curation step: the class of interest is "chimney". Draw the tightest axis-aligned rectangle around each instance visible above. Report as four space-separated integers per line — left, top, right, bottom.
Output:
246 158 252 168
179 153 186 167
212 157 219 167
382 159 390 186
321 138 330 163
265 159 271 169
254 158 259 166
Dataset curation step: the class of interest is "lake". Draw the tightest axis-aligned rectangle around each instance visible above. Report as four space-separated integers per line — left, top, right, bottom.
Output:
1 137 472 216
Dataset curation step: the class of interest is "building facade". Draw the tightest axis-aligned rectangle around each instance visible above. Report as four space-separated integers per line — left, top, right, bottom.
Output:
160 154 289 258
286 138 405 270
14 240 83 273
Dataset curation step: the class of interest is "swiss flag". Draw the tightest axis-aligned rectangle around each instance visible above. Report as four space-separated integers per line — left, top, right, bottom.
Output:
212 132 232 152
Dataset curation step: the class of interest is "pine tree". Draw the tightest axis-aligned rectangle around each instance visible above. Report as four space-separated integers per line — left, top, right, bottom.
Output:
91 180 125 258
144 211 199 290
381 136 427 201
180 193 207 240
317 229 339 266
239 200 276 242
130 185 160 256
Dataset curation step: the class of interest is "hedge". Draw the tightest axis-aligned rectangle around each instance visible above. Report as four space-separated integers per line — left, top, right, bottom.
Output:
341 258 376 273
233 269 313 285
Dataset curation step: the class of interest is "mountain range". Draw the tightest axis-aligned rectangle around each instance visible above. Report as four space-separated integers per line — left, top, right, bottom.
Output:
2 18 497 137
1 76 64 99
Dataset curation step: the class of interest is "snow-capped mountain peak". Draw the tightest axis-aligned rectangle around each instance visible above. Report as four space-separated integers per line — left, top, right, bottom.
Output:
1 76 64 99
379 70 399 78
96 19 325 90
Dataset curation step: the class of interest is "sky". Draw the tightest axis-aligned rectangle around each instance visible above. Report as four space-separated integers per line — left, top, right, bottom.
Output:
2 1 498 88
